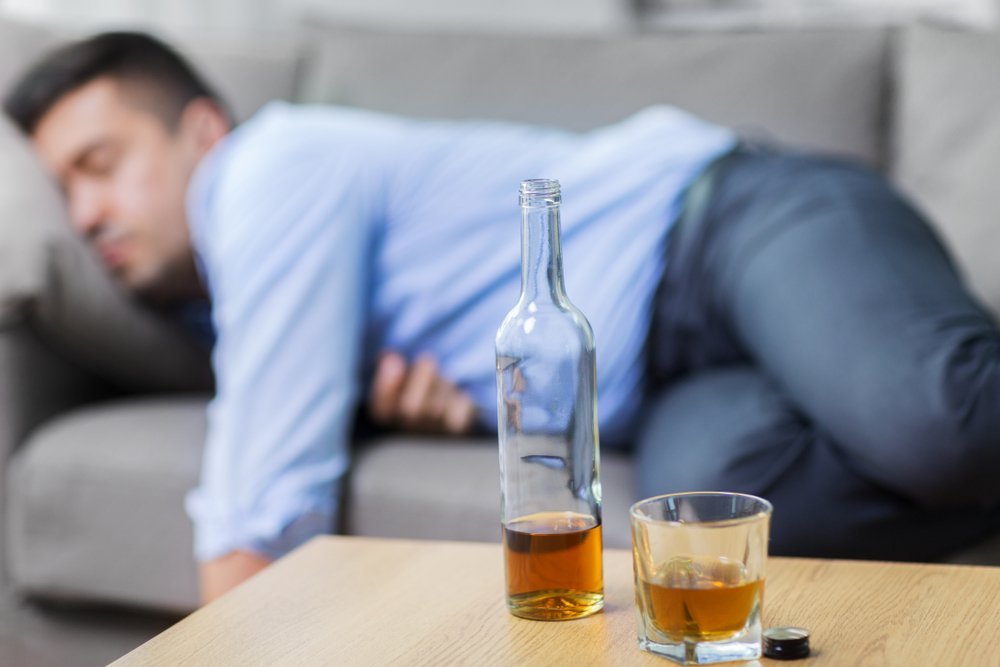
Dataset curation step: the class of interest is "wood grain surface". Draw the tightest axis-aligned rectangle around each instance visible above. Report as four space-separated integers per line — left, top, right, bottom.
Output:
113 536 1000 666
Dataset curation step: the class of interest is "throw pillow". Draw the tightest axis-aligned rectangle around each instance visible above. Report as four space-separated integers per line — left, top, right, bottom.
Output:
0 18 56 96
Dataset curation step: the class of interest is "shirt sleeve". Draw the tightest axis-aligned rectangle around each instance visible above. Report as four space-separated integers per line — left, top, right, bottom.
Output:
184 135 374 562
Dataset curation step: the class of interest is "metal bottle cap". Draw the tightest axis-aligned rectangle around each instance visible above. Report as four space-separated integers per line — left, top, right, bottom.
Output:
763 627 811 660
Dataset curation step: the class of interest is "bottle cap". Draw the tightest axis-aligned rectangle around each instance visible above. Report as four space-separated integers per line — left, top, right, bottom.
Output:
763 627 811 660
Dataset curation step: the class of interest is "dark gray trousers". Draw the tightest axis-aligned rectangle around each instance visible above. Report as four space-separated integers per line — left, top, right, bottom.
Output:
638 149 1000 561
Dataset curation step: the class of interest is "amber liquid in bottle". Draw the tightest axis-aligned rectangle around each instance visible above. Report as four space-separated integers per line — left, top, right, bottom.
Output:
503 511 604 620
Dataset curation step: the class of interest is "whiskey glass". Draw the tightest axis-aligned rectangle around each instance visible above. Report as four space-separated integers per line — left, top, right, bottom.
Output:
630 492 772 664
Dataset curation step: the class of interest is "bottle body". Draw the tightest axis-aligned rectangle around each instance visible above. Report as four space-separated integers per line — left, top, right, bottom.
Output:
496 179 604 621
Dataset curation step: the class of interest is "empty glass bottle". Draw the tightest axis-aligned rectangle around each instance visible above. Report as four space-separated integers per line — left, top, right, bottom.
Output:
496 178 604 621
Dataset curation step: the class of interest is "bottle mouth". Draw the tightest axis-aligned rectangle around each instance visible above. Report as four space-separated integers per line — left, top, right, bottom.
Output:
520 179 561 206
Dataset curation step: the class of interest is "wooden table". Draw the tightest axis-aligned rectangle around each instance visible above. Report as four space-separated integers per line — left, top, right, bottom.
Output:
114 536 1000 666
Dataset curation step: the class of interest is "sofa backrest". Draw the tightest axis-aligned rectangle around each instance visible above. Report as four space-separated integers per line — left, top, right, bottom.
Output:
295 20 891 167
176 37 303 123
0 17 898 188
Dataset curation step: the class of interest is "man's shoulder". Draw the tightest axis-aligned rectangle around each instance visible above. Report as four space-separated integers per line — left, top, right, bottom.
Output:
190 104 391 221
222 102 392 172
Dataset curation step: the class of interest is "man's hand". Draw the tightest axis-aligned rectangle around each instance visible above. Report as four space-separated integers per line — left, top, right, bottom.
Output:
199 550 272 605
369 352 477 435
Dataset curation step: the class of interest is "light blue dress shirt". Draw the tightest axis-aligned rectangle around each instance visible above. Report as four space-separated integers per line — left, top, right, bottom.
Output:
184 102 736 561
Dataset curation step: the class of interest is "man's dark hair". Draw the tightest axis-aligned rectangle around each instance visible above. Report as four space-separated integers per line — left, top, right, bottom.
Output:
3 31 230 134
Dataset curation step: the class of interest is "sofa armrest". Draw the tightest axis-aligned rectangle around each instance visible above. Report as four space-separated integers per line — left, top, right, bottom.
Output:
0 323 118 465
0 323 120 584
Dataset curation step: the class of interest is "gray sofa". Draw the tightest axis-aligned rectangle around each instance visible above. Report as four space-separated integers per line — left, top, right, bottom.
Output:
2 16 1000 615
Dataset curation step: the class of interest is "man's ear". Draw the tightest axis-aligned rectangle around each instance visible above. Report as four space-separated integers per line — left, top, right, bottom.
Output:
178 98 230 154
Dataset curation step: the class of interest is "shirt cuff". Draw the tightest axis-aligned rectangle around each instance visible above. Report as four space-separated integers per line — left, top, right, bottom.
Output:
186 483 342 562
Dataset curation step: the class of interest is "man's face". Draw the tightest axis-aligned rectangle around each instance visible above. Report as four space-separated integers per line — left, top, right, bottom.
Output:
32 77 209 301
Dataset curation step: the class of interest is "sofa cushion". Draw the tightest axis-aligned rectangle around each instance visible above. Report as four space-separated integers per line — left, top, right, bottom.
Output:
346 437 635 550
6 397 207 612
891 24 1000 320
297 22 889 165
0 116 213 391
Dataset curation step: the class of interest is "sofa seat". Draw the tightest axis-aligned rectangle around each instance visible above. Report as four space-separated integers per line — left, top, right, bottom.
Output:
5 398 635 612
7 398 206 612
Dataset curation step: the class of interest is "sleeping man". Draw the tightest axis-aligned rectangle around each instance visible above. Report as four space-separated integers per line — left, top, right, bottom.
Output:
6 31 1000 603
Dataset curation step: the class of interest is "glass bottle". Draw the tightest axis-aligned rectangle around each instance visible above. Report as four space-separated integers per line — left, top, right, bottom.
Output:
496 178 604 621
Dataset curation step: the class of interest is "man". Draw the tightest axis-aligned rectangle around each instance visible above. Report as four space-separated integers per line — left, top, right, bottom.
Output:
5 32 1000 603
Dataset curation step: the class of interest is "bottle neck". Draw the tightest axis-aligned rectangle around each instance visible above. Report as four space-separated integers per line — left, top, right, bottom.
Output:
520 199 567 305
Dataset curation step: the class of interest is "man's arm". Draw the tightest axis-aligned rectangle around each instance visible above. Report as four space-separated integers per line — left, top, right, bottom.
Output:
186 134 374 603
198 352 477 603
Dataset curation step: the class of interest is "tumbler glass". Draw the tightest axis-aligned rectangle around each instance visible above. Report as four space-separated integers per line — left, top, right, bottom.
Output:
630 492 772 664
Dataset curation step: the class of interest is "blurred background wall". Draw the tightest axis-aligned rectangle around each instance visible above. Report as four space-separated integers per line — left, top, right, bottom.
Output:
0 0 629 36
0 0 995 38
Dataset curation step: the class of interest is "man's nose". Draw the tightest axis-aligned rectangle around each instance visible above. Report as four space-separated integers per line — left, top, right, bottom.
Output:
68 184 107 237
